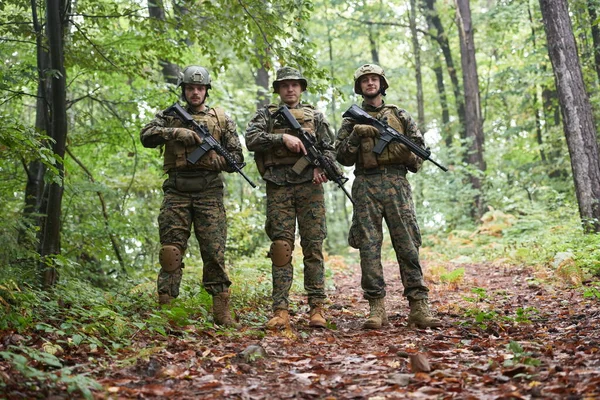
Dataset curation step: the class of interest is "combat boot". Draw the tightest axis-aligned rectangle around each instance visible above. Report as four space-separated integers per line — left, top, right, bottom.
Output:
266 309 290 330
158 293 174 305
212 290 240 328
363 298 389 329
407 299 442 328
308 305 327 328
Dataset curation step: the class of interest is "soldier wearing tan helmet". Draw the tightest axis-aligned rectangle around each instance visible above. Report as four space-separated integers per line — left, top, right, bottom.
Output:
245 66 336 330
140 65 243 328
335 64 442 329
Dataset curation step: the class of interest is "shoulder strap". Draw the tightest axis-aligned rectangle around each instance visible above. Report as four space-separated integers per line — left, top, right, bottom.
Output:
209 107 227 130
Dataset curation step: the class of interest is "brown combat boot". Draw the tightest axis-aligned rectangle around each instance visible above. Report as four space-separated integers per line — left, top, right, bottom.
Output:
407 299 442 328
266 309 290 330
308 306 327 328
212 290 240 328
158 293 174 305
363 298 389 329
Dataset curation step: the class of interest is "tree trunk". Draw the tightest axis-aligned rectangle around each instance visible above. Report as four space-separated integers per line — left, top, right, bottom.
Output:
455 0 486 219
39 0 69 287
540 0 600 233
422 0 466 143
22 0 49 248
255 50 270 110
368 25 379 65
148 0 180 85
410 0 425 127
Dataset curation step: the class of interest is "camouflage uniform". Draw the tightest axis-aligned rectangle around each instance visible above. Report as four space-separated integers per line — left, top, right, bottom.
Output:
335 101 429 302
245 102 334 311
140 91 243 300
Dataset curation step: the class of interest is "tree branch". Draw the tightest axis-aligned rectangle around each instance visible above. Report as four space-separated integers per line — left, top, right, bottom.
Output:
237 0 273 50
65 146 126 272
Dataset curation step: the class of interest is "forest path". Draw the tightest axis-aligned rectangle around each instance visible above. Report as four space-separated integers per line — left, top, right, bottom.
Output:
99 261 600 399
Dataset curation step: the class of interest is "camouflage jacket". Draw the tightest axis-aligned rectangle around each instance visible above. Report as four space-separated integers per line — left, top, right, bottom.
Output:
140 105 244 174
335 101 425 173
245 103 336 185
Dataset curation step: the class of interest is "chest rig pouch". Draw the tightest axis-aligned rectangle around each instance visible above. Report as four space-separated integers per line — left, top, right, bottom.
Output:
163 107 226 172
260 105 316 171
359 105 405 168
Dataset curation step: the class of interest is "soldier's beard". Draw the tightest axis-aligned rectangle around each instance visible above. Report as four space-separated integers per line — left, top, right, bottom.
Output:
363 90 381 99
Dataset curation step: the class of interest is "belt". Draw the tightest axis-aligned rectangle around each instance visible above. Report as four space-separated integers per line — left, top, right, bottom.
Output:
354 165 407 176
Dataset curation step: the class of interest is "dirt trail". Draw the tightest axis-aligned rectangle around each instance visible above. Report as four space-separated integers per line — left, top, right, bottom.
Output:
96 261 600 399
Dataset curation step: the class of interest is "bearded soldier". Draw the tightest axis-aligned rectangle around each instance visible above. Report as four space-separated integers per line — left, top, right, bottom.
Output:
140 65 242 328
335 64 441 329
245 66 335 329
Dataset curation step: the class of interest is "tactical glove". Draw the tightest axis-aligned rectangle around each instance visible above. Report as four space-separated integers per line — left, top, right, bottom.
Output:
173 128 201 147
212 154 227 171
389 142 417 164
352 124 379 138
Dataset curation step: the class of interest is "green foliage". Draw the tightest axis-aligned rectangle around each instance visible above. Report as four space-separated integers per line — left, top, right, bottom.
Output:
504 341 541 368
0 347 102 399
439 267 465 284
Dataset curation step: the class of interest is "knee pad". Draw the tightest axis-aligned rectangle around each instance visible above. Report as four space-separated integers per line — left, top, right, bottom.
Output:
269 240 293 267
159 245 183 272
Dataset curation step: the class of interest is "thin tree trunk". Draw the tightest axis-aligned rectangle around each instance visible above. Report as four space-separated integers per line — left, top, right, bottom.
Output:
455 0 486 219
39 0 69 287
422 0 466 143
587 0 600 83
410 0 425 127
368 25 379 65
540 0 600 233
148 0 179 85
528 1 546 162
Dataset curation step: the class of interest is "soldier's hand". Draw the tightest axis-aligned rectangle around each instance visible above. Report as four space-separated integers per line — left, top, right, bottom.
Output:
389 142 417 164
352 124 379 138
283 133 307 155
312 168 328 185
212 155 227 171
174 128 202 146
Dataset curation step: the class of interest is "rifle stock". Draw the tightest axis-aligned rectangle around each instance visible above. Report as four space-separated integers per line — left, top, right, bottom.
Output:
166 103 257 188
342 104 448 172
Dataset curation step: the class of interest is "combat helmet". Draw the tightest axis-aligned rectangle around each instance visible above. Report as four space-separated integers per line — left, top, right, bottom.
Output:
272 66 308 93
353 64 389 95
178 65 212 89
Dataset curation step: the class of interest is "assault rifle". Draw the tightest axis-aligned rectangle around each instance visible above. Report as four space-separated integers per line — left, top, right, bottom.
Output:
166 103 256 188
274 106 355 205
342 104 448 172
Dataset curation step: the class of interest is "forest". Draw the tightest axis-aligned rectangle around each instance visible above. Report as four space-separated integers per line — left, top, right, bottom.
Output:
1 0 599 398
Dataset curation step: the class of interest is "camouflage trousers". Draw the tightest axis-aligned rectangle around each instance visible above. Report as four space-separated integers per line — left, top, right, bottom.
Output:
265 181 327 310
348 171 429 301
157 187 231 298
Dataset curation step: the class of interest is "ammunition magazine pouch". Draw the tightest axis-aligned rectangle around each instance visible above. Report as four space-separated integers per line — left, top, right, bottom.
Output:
169 170 209 192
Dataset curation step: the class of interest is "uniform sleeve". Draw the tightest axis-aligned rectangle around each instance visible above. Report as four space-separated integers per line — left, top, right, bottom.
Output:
221 113 244 171
314 111 336 163
334 118 360 166
395 108 425 172
140 111 178 148
244 108 284 151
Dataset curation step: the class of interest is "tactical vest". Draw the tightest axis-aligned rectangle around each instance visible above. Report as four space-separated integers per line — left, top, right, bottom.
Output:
262 104 316 169
163 107 227 172
359 105 406 168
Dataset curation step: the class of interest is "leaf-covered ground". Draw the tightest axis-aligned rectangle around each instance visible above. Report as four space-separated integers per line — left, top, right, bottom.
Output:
2 260 600 399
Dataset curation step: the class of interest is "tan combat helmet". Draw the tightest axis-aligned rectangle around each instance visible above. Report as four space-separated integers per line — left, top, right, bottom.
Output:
353 64 389 95
178 65 212 89
272 66 308 93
